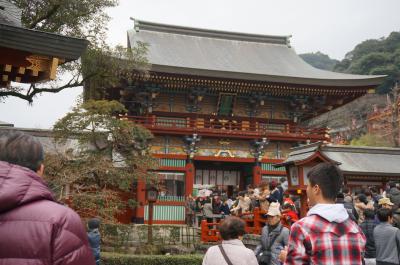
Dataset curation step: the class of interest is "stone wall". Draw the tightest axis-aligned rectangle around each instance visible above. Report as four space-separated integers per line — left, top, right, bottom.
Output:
100 223 261 254
101 224 200 254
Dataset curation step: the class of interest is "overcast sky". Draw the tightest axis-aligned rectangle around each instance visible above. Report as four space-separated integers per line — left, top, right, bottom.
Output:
1 0 399 129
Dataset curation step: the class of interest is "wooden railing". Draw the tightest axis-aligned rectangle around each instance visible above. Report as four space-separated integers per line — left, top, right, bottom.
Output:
200 207 268 243
120 115 328 140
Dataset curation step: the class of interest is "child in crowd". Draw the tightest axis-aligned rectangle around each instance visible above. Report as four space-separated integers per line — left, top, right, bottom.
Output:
87 218 101 265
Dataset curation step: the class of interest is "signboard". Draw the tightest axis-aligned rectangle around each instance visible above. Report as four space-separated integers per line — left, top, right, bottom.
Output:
195 169 239 185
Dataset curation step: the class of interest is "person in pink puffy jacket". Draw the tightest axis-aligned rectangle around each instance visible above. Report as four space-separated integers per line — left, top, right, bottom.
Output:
0 130 95 265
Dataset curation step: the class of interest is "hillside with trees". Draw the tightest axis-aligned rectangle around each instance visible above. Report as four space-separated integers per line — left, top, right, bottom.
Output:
299 52 339 71
334 32 400 94
305 32 400 147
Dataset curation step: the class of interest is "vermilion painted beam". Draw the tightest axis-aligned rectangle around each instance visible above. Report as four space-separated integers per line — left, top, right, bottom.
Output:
194 156 255 163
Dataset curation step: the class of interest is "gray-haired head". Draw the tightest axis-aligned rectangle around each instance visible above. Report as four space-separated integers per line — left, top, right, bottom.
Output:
0 130 44 172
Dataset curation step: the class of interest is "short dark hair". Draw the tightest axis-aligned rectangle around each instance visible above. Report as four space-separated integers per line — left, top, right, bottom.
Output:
280 177 286 183
0 130 44 171
357 194 368 205
218 216 246 240
238 191 246 197
377 208 392 222
307 162 343 201
364 209 375 220
88 218 100 230
336 192 345 199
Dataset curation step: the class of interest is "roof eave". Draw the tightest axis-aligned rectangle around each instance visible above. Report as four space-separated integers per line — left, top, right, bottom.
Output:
0 23 89 62
150 64 386 87
342 171 400 177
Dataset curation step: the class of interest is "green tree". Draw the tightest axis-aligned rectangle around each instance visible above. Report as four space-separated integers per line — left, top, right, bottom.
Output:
334 32 400 94
44 99 157 222
299 51 339 71
1 0 149 102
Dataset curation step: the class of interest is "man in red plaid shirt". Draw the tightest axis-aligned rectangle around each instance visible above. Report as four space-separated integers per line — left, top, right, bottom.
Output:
280 162 366 265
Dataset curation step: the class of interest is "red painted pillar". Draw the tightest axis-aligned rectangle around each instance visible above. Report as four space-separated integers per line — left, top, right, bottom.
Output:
135 179 146 223
253 165 262 187
185 162 195 196
300 192 308 218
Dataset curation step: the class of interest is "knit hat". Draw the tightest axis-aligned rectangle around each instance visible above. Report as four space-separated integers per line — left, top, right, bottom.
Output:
378 197 394 206
88 218 100 230
267 202 281 216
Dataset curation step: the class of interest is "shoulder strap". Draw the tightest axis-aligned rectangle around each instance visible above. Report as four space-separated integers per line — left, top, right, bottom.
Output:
396 230 400 261
267 226 284 250
218 245 234 265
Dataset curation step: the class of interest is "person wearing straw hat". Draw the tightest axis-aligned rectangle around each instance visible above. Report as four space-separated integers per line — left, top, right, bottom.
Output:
255 202 289 265
378 197 394 210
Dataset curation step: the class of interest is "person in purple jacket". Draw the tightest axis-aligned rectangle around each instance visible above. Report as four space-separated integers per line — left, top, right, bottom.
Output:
0 130 95 265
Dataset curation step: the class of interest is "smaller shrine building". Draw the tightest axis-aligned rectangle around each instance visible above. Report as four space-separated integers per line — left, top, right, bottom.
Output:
275 142 400 216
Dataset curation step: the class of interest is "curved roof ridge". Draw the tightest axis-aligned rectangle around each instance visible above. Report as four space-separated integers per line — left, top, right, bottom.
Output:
133 19 290 46
323 144 400 154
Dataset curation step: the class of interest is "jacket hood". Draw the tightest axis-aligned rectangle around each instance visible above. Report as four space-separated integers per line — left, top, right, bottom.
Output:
307 203 349 223
0 161 54 213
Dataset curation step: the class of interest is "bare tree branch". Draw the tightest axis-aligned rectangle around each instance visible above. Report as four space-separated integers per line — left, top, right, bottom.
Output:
0 73 97 103
28 4 61 29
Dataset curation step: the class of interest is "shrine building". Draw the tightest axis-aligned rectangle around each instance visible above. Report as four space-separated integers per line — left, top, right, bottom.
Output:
103 20 385 224
275 142 400 216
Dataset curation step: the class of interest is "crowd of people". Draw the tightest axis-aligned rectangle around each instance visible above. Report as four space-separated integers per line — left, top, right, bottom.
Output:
202 163 400 265
186 177 301 229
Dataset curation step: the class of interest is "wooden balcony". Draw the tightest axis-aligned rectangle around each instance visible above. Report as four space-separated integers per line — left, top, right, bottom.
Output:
121 114 329 141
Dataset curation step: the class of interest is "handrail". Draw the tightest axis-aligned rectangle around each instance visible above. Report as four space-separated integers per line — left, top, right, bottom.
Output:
200 207 269 243
120 114 328 137
200 207 299 243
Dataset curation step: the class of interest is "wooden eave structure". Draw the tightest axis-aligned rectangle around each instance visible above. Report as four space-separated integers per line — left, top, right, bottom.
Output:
0 21 88 87
130 71 373 96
